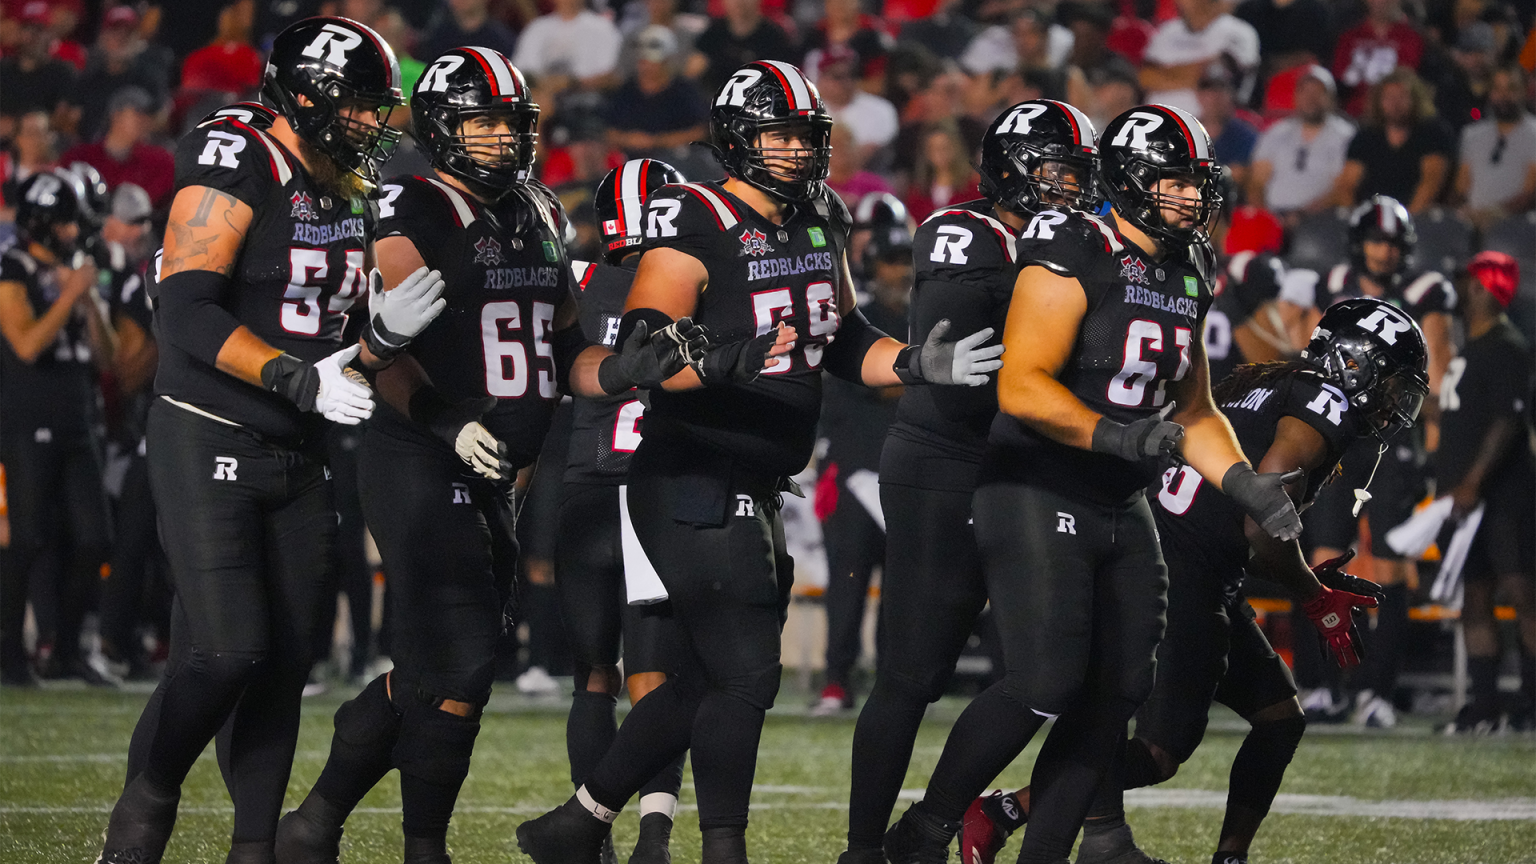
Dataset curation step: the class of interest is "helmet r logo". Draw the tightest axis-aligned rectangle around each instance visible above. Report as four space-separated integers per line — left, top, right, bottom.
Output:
997 103 1048 135
715 68 764 106
419 54 466 93
1110 111 1166 150
301 23 364 66
1357 307 1411 345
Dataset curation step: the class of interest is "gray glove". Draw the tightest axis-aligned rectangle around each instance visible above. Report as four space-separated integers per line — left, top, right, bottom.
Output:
1091 414 1185 461
1224 464 1305 541
900 319 1006 386
365 266 446 360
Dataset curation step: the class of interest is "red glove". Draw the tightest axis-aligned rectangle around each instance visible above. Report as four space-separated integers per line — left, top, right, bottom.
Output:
1303 550 1380 668
814 462 839 522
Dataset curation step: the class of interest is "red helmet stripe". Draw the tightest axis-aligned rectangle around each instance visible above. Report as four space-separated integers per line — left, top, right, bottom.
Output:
333 17 401 92
758 60 815 112
464 46 518 99
1157 104 1210 161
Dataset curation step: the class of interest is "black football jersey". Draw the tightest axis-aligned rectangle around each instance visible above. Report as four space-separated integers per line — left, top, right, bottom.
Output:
1322 264 1456 322
1203 251 1285 386
638 181 851 477
101 240 155 443
985 209 1216 504
1436 319 1533 489
155 116 372 441
883 199 1019 492
372 174 572 471
0 245 98 434
1153 367 1365 593
564 258 643 485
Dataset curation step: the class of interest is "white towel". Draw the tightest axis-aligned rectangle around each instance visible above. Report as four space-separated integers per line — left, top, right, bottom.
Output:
1384 495 1455 559
844 469 885 532
1430 503 1485 606
619 485 668 605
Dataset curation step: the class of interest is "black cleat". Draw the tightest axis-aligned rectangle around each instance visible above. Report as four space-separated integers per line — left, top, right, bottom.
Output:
403 835 451 863
97 774 180 864
274 794 347 864
627 812 672 864
1444 701 1502 736
883 804 958 863
834 850 885 864
1074 821 1169 864
515 797 612 864
226 840 277 864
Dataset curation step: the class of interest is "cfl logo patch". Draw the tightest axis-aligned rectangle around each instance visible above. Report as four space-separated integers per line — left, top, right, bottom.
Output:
1056 512 1076 535
213 456 238 481
452 482 471 504
735 494 755 517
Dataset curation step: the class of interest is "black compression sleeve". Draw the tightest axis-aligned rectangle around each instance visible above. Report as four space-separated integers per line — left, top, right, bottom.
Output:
156 269 242 365
821 307 889 383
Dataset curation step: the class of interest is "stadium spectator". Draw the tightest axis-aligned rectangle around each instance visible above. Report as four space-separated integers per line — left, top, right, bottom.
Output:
904 120 979 220
616 0 699 82
1060 1 1138 85
1433 20 1499 134
513 0 623 88
690 0 798 95
0 3 79 140
1233 0 1334 75
1085 65 1142 130
1454 64 1536 229
1248 65 1356 217
177 0 262 95
419 0 520 62
826 124 894 207
960 7 1072 78
0 112 59 211
802 0 892 91
1440 251 1536 735
818 47 899 160
896 0 978 61
1196 60 1259 187
1333 68 1452 212
1139 0 1260 117
602 26 708 161
365 5 426 101
30 0 88 70
60 88 175 209
888 63 985 178
72 6 170 144
1332 0 1424 117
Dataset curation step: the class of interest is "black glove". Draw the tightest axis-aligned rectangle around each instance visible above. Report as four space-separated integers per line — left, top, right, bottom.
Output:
596 316 710 395
693 327 781 386
1224 463 1304 541
1091 415 1185 462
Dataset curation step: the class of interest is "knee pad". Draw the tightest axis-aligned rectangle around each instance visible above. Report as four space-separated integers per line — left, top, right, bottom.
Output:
1227 715 1306 810
1122 737 1171 789
333 674 402 752
718 663 782 711
1243 715 1306 771
393 697 483 787
999 666 1084 719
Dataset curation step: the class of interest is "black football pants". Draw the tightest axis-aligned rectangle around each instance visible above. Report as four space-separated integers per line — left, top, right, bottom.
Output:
845 481 987 851
128 399 334 844
822 487 885 691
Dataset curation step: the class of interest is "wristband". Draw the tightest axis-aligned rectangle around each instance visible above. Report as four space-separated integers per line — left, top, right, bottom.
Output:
260 353 319 411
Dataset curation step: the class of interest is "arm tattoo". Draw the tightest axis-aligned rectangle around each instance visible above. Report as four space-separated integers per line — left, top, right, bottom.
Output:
186 187 238 228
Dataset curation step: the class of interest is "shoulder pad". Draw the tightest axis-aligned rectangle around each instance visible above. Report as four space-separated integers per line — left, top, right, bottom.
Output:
1017 209 1122 276
1401 269 1456 314
1284 369 1364 444
813 188 853 242
1186 235 1218 285
174 119 294 201
1 246 38 277
1326 264 1352 296
377 174 476 232
920 206 1018 264
571 259 598 291
641 183 742 248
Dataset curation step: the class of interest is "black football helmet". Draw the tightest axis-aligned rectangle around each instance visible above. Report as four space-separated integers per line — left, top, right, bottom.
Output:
66 161 110 230
862 219 913 273
594 158 684 264
412 47 540 198
1348 195 1415 283
15 169 89 260
198 100 279 130
708 61 832 202
853 191 910 232
1302 296 1429 441
978 99 1099 215
261 16 405 186
1098 103 1223 246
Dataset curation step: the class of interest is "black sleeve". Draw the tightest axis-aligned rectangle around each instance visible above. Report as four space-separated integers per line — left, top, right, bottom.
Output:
171 119 273 208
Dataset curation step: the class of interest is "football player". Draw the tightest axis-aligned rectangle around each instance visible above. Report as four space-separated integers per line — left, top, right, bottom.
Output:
1305 195 1457 727
515 61 1001 864
837 99 1101 864
96 18 443 864
275 51 701 864
885 104 1304 864
559 157 690 864
964 297 1427 864
1202 196 1303 387
0 169 115 688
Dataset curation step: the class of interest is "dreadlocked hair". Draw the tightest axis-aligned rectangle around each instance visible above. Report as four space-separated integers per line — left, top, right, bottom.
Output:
1212 359 1319 407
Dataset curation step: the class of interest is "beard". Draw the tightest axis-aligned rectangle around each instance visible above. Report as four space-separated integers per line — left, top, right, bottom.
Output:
296 137 370 201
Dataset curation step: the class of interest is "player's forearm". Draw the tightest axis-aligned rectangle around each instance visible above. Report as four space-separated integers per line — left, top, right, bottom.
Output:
1244 523 1323 600
998 367 1101 450
213 326 284 387
374 352 431 418
1458 416 1518 498
82 289 119 368
659 365 703 391
568 344 613 399
1139 62 1203 90
1178 410 1249 491
4 294 79 364
859 337 905 387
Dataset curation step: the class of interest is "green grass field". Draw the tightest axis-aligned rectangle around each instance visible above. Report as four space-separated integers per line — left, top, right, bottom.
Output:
3 683 1535 864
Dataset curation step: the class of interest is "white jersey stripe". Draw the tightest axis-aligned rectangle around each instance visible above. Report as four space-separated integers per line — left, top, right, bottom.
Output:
680 182 739 229
1158 103 1211 161
424 177 477 227
465 46 516 96
924 208 1018 262
760 60 814 111
1328 264 1350 295
250 129 293 185
620 159 646 237
1404 271 1453 308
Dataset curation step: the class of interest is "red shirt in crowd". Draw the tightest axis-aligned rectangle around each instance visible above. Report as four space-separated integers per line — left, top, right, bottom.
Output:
1331 21 1423 116
60 141 175 208
180 41 264 93
906 177 980 222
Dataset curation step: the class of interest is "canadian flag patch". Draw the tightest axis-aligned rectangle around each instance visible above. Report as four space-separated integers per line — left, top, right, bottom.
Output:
603 219 621 234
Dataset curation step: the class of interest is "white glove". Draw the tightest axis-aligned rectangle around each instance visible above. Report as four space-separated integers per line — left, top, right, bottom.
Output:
918 320 1006 387
367 266 446 351
455 421 510 481
313 344 374 425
